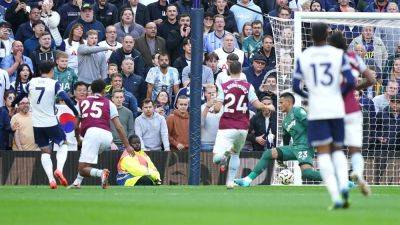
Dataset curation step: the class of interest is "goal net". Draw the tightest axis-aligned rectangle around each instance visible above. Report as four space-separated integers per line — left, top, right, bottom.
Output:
269 12 400 185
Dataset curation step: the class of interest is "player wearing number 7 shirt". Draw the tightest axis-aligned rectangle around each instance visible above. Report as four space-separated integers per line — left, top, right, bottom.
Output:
213 61 272 189
71 79 134 189
12 60 80 189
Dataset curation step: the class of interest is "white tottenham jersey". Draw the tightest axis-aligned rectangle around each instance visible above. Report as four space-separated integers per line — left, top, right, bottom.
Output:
27 77 63 127
294 45 351 120
0 69 10 107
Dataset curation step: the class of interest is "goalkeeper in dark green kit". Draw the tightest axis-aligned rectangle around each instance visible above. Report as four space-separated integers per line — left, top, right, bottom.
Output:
234 92 322 186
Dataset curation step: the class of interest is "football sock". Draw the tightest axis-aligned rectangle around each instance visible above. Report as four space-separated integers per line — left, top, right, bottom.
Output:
73 173 84 185
89 168 103 178
56 144 68 172
227 154 240 185
318 153 341 203
351 152 365 180
332 151 349 192
248 150 272 180
301 168 323 181
41 153 55 182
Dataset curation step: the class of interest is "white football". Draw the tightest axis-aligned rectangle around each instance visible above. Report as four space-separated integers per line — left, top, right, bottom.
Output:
278 169 294 185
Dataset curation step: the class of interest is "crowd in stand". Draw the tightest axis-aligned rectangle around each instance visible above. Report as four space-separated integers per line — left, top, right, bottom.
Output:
0 0 399 154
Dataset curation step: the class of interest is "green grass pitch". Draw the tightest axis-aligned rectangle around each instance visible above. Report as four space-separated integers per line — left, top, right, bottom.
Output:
0 186 399 225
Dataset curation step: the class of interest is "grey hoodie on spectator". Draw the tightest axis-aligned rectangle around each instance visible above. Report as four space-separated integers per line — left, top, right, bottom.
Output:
77 45 108 84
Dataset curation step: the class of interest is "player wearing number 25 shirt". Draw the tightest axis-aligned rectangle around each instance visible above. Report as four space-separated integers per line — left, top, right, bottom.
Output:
75 79 134 189
212 61 269 189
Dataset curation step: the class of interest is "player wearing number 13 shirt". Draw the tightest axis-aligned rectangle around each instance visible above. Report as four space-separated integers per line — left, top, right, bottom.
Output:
74 79 134 189
213 61 270 189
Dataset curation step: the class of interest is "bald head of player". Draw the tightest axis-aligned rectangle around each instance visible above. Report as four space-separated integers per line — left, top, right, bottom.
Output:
279 92 295 113
311 23 328 46
91 79 107 95
228 60 242 78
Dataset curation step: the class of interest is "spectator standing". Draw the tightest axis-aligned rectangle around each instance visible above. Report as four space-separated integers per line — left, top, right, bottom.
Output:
0 90 15 150
203 12 214 35
147 0 167 25
135 98 170 151
0 21 14 61
123 0 149 27
348 26 388 70
167 95 189 151
230 0 263 33
110 89 135 150
98 25 122 62
64 3 106 41
40 0 62 46
0 67 9 107
206 0 238 34
205 52 222 81
11 64 32 95
54 51 78 95
105 73 138 117
120 57 146 104
374 2 400 56
242 20 263 58
173 37 191 77
146 53 180 101
157 4 179 41
14 5 40 42
201 84 222 151
243 53 267 91
10 97 40 151
1 41 33 82
62 23 86 74
257 35 276 72
77 29 109 84
203 14 238 54
214 33 245 71
114 7 145 42
4 0 29 33
23 20 46 57
134 22 166 69
58 0 81 36
108 35 146 77
29 32 58 75
93 0 119 28
166 13 190 63
372 80 399 113
247 96 277 151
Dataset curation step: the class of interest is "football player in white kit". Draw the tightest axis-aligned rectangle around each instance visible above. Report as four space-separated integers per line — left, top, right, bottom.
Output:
328 31 375 196
12 61 79 189
293 23 356 209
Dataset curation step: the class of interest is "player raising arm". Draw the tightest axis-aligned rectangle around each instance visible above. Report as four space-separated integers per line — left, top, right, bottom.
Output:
329 31 375 196
292 23 356 209
234 92 323 187
70 80 134 189
12 60 79 189
212 61 272 189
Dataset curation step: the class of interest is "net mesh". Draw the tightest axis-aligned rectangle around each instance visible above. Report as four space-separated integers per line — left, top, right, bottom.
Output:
269 15 400 185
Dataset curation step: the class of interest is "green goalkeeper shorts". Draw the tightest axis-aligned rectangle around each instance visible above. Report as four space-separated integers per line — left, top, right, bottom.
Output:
277 145 315 166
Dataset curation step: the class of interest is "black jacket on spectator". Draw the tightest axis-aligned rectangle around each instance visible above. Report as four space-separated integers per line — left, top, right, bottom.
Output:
108 47 146 77
5 2 29 33
247 111 277 151
370 106 400 147
0 106 11 150
57 1 81 36
243 66 267 91
172 55 189 79
121 72 146 106
30 48 58 76
15 21 34 43
93 2 119 28
158 19 179 41
147 1 167 22
257 47 276 72
122 3 149 27
206 5 238 33
166 28 189 63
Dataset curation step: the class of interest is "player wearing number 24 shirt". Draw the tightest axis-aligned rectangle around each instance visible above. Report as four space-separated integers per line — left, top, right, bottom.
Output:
12 61 79 189
212 61 272 189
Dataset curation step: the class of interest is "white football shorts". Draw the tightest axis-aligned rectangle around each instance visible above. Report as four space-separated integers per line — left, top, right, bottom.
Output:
344 111 363 148
79 127 113 164
213 129 248 155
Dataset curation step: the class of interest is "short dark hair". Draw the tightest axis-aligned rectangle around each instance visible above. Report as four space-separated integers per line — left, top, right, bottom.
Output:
39 31 51 39
142 98 154 106
111 73 123 81
261 96 272 101
328 31 347 51
227 53 239 61
205 52 219 62
91 79 106 94
112 89 124 97
280 92 295 104
312 23 328 43
251 20 262 27
128 134 141 144
178 13 190 20
38 60 55 74
74 81 88 90
229 61 242 74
